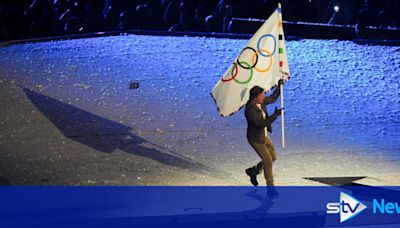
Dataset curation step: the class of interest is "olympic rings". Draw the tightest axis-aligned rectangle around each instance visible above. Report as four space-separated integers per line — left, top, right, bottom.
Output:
236 47 258 69
221 63 238 82
220 34 276 84
252 49 273 73
257 34 276 57
234 62 253 84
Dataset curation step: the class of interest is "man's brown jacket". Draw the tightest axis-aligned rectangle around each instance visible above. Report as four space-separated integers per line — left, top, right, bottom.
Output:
245 87 281 143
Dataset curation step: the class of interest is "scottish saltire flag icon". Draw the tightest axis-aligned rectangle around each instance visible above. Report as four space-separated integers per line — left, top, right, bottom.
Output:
211 4 290 117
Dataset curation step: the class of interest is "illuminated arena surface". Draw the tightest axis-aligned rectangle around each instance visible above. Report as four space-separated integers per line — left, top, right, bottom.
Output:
0 35 399 185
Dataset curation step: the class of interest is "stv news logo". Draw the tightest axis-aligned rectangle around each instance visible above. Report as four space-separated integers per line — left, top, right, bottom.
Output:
326 192 367 223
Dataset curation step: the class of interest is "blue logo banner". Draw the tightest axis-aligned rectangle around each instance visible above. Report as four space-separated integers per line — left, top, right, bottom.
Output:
0 186 400 227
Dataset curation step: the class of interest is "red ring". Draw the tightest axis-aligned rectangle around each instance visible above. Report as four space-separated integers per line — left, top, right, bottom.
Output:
221 63 238 82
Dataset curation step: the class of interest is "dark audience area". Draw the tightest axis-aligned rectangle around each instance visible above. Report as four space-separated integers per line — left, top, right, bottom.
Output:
0 0 399 41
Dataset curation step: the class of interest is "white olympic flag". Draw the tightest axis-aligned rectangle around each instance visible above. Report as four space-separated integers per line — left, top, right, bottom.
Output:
211 5 290 117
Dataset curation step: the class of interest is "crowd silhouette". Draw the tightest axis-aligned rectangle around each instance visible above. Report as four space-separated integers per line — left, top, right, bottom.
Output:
0 0 399 41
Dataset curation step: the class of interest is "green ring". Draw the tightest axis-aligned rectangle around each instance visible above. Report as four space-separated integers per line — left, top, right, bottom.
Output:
234 61 253 84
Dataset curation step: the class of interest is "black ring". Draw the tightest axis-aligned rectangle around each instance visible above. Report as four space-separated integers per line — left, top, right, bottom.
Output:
236 47 258 69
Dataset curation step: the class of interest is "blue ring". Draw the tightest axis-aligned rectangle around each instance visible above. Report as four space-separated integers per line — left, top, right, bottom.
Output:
257 34 276 57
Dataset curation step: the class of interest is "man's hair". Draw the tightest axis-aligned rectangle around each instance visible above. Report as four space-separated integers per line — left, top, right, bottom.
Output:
249 86 264 100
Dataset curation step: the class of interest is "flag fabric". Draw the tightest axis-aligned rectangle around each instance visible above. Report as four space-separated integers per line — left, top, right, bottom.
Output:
211 4 290 117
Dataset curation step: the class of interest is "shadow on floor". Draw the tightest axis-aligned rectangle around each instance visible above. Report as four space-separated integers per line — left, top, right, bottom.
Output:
0 177 11 185
303 176 366 186
23 88 211 172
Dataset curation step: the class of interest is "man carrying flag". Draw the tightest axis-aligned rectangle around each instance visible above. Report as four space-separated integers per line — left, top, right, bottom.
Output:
245 83 283 193
211 3 290 194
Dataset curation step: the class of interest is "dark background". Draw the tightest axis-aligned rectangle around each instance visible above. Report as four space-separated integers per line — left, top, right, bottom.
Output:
1 0 399 41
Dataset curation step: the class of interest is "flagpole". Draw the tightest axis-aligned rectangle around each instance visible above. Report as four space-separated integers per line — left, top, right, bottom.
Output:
278 2 285 148
280 82 285 148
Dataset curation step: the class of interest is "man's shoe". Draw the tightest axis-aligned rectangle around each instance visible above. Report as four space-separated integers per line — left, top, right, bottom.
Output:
245 168 258 186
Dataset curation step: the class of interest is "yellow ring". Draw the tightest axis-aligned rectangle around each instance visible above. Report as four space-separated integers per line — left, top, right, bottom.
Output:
252 49 273 73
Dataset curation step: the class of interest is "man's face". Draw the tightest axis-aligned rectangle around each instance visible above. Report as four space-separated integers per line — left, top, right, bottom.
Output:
254 92 265 104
